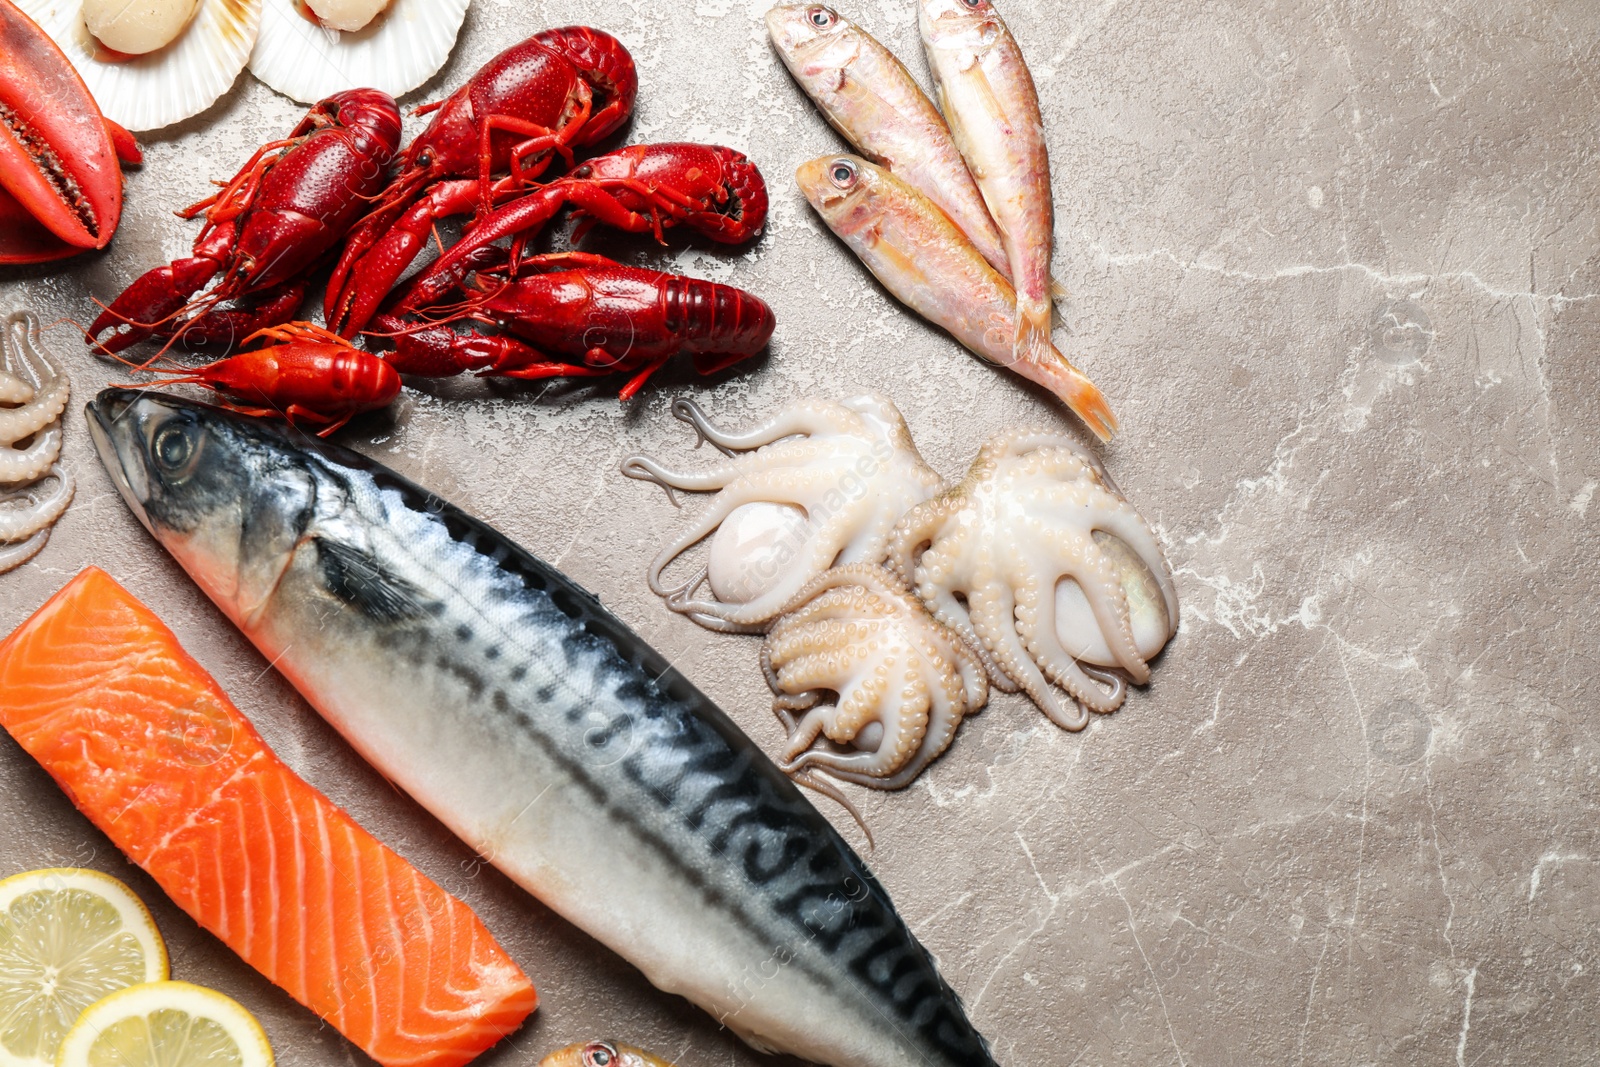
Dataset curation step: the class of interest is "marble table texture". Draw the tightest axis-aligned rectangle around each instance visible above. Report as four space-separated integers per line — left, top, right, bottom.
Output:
2 0 1597 1064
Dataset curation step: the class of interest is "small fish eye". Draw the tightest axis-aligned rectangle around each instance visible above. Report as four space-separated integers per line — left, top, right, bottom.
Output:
807 5 834 27
153 424 194 472
962 0 982 7
583 1043 616 1067
828 160 857 187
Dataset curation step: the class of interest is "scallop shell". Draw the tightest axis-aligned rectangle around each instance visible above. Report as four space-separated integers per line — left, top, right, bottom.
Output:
248 0 469 105
17 0 261 131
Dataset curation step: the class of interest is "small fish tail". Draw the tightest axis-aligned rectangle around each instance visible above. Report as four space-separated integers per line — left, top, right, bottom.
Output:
1012 339 1119 442
1012 300 1055 367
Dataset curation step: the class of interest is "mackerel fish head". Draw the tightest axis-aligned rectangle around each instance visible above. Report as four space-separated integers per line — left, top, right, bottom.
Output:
87 388 317 626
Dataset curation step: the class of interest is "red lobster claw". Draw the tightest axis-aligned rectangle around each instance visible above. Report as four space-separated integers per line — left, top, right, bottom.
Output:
0 0 132 264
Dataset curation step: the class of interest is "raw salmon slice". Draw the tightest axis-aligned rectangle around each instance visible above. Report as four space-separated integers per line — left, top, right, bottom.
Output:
0 567 537 1067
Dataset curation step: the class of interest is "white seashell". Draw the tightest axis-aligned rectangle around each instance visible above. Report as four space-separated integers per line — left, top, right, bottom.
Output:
17 0 261 131
707 501 810 605
249 0 469 105
1055 532 1171 667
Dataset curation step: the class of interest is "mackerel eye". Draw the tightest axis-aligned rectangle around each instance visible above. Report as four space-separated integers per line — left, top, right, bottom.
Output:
828 159 858 188
807 5 835 27
152 423 196 476
962 0 983 8
582 1043 617 1067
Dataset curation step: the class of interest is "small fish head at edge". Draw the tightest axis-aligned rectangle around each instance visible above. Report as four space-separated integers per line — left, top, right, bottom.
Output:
538 1041 678 1067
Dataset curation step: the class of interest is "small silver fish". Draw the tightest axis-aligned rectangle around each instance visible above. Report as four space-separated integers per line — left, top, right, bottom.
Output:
919 0 1055 367
798 153 1115 440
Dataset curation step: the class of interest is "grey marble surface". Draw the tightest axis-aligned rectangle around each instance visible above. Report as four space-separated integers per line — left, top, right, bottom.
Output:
2 0 1598 1064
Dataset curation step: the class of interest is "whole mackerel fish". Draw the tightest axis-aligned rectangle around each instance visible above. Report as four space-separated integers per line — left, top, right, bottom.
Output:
87 390 998 1067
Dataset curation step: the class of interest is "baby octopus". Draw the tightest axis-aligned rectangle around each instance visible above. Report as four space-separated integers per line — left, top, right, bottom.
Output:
888 428 1178 730
0 312 74 575
762 565 989 789
621 394 945 631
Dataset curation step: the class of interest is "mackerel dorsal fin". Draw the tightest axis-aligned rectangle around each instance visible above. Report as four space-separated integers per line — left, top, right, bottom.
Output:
315 536 432 623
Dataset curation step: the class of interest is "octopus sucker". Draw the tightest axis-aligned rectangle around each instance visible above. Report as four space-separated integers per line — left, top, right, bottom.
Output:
761 564 988 789
0 310 74 576
623 394 945 632
888 428 1177 729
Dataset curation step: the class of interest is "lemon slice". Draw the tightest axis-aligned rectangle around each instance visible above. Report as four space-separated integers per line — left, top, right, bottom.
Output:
0 869 168 1067
56 983 273 1067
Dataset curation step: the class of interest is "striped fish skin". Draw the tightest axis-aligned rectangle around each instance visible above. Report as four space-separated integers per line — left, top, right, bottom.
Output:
87 390 999 1067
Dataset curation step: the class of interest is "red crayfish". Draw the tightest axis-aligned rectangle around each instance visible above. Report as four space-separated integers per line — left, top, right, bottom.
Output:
0 0 141 265
372 250 775 400
326 26 639 336
88 88 402 354
123 322 401 436
336 141 769 333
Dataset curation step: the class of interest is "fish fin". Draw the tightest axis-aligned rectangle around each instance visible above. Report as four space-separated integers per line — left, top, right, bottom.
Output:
1011 336 1119 442
316 537 434 623
1012 301 1055 366
1051 276 1071 328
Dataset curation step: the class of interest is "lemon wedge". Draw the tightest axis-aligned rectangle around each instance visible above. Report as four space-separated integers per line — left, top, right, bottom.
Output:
56 983 273 1067
0 869 168 1067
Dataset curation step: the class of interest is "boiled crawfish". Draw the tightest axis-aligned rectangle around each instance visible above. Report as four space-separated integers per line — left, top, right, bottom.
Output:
88 89 402 354
373 250 775 400
326 26 639 336
122 322 401 436
352 142 770 325
0 0 140 265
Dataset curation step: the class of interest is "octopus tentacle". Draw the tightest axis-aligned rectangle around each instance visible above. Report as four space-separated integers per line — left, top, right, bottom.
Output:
0 465 74 542
0 315 70 448
0 527 50 576
0 423 63 485
0 369 32 405
620 454 742 501
672 396 854 453
1088 509 1181 637
644 481 805 601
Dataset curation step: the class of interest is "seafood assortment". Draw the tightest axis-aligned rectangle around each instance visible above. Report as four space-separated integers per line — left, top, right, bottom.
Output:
797 154 1115 440
250 0 471 106
364 141 769 328
631 394 1176 785
764 564 989 789
918 0 1056 367
0 0 1192 1057
0 567 539 1067
889 428 1179 728
0 0 139 264
89 90 403 354
88 390 999 1067
0 313 73 575
622 394 945 631
16 0 259 131
325 26 639 336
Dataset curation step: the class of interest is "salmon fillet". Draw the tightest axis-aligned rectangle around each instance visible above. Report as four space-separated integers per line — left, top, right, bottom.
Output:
0 567 537 1067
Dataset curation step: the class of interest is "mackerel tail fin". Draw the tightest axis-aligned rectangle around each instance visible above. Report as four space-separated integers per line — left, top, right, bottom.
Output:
1010 338 1119 442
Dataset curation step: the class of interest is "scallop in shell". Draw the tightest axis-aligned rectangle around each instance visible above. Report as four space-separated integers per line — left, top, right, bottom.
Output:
248 0 469 105
17 0 261 131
